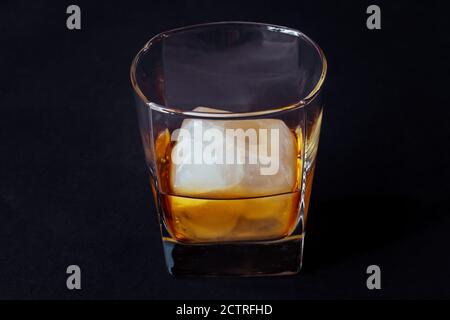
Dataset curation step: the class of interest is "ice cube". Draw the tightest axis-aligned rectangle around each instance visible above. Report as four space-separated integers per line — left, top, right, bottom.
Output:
170 107 298 198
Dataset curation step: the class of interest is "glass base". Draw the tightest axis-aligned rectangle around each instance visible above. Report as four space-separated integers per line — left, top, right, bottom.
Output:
162 235 304 277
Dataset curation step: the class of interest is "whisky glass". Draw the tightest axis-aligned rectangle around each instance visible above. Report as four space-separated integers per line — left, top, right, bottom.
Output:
130 22 326 276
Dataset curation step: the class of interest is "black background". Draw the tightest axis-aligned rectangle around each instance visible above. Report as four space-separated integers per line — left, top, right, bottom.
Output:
0 0 449 299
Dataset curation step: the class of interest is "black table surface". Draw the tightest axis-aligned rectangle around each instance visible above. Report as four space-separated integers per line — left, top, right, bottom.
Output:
0 0 449 299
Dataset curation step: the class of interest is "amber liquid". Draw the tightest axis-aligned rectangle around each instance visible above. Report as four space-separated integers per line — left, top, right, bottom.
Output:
161 192 301 243
149 124 316 244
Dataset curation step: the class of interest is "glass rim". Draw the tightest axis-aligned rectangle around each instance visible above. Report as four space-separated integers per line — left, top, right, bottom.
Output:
130 21 327 119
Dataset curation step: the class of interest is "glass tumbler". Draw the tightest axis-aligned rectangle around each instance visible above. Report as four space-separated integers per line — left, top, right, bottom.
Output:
130 22 327 276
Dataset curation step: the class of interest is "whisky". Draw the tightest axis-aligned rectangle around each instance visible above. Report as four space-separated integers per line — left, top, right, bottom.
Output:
150 117 317 243
161 191 301 243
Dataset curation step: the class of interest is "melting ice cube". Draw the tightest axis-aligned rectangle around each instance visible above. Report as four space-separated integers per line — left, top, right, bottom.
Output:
170 107 298 198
